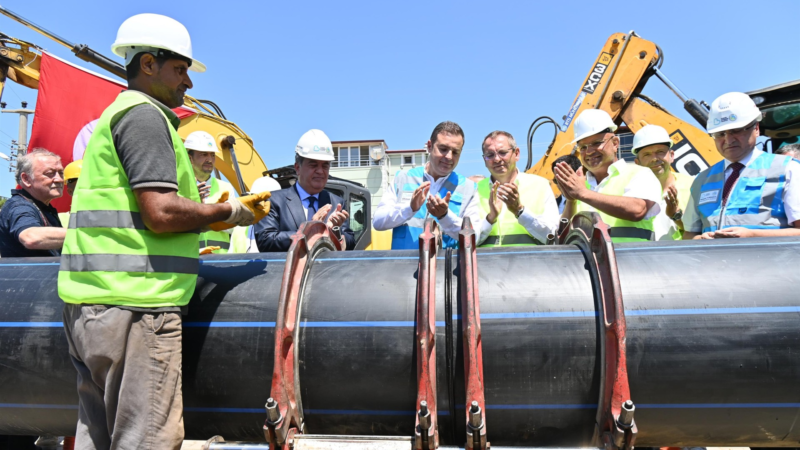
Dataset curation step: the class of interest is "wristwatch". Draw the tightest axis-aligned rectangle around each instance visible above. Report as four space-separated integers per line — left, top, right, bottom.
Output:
670 209 684 221
515 205 525 219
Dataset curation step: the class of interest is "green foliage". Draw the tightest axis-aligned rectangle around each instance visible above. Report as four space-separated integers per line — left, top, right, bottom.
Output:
0 197 6 211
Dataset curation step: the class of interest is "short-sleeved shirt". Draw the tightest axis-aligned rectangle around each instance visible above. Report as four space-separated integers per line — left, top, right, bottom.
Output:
585 159 663 219
0 189 63 258
111 91 180 191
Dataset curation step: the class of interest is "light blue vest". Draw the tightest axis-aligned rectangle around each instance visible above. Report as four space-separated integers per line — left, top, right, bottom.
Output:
391 166 476 249
692 152 792 233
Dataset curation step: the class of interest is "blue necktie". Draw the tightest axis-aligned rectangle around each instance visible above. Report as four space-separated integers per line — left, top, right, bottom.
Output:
307 196 317 221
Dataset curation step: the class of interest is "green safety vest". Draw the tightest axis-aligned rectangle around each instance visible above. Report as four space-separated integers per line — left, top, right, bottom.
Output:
664 172 695 240
477 172 552 247
198 177 234 253
58 90 201 308
574 161 657 243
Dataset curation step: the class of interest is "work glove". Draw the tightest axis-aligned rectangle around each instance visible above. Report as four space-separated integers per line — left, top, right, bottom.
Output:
200 246 221 255
209 191 271 231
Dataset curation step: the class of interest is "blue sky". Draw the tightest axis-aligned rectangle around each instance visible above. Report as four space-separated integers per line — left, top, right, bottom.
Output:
1 0 798 196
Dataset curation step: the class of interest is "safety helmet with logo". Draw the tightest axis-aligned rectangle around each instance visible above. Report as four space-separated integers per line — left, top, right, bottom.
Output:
632 125 672 155
571 109 618 144
111 13 206 73
64 159 83 182
184 131 222 155
249 176 282 195
706 92 762 134
295 129 334 162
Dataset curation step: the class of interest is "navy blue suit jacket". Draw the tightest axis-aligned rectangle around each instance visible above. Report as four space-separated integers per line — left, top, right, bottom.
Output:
254 185 355 252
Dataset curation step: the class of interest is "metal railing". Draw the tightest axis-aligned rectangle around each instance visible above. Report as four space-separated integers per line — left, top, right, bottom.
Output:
331 157 381 168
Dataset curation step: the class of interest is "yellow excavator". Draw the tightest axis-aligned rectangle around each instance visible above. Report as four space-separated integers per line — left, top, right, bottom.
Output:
525 31 720 187
0 6 267 195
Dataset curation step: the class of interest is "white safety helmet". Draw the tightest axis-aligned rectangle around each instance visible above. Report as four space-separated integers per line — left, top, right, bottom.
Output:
112 13 206 72
632 125 672 155
184 131 222 155
706 92 762 134
295 129 334 162
250 176 282 194
571 109 618 143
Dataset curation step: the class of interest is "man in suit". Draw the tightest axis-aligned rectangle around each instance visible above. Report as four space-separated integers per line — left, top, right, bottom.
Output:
255 129 355 252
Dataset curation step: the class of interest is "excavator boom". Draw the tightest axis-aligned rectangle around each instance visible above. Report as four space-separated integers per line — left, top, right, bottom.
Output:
526 32 719 190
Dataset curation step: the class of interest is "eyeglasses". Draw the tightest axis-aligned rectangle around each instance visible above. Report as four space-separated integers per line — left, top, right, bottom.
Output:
710 121 757 140
482 149 514 161
577 136 614 153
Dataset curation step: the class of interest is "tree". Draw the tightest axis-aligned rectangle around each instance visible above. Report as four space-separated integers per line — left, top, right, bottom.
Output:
0 197 6 211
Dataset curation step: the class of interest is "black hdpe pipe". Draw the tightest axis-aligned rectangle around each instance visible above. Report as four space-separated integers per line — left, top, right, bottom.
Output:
2 238 800 447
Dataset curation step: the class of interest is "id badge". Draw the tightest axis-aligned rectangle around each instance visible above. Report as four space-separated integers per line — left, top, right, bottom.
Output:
698 190 720 205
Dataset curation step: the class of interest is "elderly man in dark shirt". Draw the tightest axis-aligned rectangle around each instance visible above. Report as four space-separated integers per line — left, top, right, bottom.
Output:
0 148 66 257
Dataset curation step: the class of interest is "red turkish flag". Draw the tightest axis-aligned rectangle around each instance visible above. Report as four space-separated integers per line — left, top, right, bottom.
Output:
28 52 196 212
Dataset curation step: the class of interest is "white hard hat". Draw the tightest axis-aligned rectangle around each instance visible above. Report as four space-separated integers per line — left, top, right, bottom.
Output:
295 129 334 161
250 176 282 194
572 109 618 143
706 92 762 134
632 125 672 155
112 13 206 73
184 131 221 155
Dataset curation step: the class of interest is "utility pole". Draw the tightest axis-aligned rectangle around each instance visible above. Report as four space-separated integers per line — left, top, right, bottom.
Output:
1 101 33 173
2 100 34 152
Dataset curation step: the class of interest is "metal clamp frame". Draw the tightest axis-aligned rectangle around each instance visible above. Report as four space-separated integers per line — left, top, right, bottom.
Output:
415 218 441 450
562 213 637 450
457 218 489 450
264 221 343 449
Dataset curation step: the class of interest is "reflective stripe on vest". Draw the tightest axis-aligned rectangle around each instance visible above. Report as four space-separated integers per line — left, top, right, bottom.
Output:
574 161 657 243
390 166 476 250
691 152 791 233
198 177 232 254
476 173 551 247
58 90 201 308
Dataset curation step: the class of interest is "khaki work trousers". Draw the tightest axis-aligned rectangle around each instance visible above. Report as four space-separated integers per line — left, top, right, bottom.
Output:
63 304 184 450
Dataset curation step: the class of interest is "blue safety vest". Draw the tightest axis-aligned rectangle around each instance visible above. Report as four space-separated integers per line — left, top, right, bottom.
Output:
390 166 476 249
692 152 792 233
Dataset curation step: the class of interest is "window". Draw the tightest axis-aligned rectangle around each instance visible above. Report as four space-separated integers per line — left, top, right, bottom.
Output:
337 146 361 167
403 155 414 165
348 193 367 244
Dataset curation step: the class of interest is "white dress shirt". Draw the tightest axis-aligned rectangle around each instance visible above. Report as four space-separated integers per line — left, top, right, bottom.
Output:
683 148 800 233
373 168 482 242
583 159 662 219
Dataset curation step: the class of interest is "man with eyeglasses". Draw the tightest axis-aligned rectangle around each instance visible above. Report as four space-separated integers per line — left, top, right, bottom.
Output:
632 125 695 240
373 121 480 249
682 92 800 239
476 130 559 246
554 109 662 242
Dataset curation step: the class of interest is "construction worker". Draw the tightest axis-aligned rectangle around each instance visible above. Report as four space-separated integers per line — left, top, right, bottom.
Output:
186 130 236 253
230 175 282 253
255 129 354 252
775 143 800 160
550 154 582 213
477 130 559 246
57 14 269 449
554 109 662 242
0 148 66 257
373 121 480 248
683 92 800 239
632 125 695 240
58 159 83 226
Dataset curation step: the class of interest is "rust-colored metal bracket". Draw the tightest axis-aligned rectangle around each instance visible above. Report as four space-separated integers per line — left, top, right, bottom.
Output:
264 221 343 449
414 218 441 450
458 218 489 450
562 213 637 450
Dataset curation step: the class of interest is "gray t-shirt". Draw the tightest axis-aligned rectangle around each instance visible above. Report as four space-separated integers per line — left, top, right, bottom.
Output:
111 93 180 191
